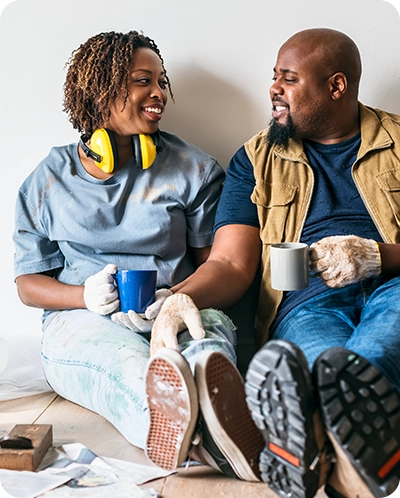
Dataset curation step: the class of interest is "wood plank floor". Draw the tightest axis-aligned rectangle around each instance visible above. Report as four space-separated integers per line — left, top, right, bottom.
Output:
0 393 328 497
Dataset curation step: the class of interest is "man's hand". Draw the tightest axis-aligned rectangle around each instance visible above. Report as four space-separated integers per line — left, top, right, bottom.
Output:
150 293 205 356
111 289 173 332
83 264 119 315
309 235 381 288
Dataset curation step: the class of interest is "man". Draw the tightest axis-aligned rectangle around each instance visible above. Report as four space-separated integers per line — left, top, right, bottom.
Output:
141 28 400 497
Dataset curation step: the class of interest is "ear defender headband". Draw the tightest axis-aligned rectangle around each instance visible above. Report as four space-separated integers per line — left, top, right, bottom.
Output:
80 129 160 173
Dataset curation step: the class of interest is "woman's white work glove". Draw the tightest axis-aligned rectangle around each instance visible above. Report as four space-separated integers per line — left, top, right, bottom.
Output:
111 289 173 333
309 235 381 288
83 264 119 315
150 293 205 356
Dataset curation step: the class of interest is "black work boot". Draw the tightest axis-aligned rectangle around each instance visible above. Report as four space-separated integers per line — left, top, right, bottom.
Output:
245 340 333 498
314 347 400 498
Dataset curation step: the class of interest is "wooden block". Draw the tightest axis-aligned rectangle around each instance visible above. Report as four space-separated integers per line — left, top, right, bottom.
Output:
0 424 52 471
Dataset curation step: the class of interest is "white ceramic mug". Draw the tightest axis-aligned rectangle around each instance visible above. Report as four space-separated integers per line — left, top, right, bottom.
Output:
270 242 310 291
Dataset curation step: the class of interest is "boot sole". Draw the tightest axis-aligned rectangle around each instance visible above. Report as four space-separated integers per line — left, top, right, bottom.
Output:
245 340 324 498
314 347 400 497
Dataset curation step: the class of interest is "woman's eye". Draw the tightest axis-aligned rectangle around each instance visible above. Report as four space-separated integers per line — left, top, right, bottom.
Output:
159 80 168 89
135 77 150 84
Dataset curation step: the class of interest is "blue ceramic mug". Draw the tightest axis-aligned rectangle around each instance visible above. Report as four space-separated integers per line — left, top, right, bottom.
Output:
115 269 157 313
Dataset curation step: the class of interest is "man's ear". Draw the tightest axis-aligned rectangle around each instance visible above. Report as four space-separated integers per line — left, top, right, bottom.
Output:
329 72 347 100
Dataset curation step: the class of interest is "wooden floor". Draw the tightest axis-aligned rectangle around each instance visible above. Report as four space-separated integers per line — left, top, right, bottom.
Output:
0 392 328 497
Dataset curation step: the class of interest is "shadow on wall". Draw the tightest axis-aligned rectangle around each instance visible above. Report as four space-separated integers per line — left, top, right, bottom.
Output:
375 78 400 114
161 65 269 168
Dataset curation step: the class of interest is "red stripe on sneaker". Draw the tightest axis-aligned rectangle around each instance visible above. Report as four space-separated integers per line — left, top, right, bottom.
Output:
377 448 400 479
269 442 300 467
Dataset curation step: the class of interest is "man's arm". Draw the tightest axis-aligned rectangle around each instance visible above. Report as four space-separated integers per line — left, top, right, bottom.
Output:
187 245 212 269
172 224 261 310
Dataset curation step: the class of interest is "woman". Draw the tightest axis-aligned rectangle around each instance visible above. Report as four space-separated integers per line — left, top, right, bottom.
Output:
13 31 239 463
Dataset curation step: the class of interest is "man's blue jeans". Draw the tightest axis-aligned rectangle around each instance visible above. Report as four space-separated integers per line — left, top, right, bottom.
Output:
270 276 400 392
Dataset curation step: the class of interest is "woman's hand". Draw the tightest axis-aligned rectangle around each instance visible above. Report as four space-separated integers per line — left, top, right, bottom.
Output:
111 288 173 332
83 264 119 314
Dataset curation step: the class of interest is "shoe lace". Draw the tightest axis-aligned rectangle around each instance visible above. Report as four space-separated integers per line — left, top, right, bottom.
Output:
309 441 336 471
184 430 203 470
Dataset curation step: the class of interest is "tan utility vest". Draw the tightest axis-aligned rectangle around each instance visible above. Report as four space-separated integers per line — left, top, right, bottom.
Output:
244 103 400 347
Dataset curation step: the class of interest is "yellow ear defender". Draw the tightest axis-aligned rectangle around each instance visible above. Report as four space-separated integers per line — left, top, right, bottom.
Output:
80 129 160 173
138 134 157 170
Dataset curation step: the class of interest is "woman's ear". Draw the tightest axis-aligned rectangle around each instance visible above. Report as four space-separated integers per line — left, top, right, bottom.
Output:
329 72 347 100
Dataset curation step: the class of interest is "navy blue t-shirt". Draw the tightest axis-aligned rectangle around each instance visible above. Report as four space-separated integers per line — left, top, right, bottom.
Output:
214 146 259 231
214 134 383 327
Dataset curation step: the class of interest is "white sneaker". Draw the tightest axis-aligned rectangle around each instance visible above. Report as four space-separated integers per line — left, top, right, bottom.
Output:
145 348 198 470
195 351 264 481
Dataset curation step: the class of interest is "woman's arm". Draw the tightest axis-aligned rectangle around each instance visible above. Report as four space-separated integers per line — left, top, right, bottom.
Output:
16 273 86 310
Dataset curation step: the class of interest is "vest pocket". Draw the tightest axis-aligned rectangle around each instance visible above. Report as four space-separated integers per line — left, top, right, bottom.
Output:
251 181 298 243
375 170 400 224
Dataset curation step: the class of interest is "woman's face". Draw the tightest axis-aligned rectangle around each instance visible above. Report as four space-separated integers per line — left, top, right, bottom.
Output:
106 47 169 136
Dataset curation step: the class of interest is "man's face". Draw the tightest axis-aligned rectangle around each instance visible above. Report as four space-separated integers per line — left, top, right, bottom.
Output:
267 43 332 146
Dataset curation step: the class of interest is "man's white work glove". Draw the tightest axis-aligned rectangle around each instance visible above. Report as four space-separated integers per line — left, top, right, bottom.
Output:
309 235 381 288
111 288 173 333
150 293 205 356
83 264 119 315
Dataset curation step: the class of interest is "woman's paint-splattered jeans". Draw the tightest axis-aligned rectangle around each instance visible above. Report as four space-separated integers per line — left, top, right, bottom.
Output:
41 308 237 449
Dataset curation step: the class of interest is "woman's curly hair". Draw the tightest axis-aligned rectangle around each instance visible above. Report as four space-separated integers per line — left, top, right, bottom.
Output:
63 31 173 136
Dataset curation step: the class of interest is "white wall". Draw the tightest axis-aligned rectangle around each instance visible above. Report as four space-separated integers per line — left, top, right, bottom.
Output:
0 0 399 393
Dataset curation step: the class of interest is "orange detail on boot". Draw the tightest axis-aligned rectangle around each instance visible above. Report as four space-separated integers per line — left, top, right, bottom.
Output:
269 442 300 467
377 448 400 479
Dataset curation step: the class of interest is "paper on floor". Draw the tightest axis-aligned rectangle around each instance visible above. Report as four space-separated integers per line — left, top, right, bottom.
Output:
42 443 173 498
0 471 69 498
0 443 174 498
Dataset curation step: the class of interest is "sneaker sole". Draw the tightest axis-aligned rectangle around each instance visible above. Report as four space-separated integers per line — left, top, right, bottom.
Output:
314 347 400 497
145 348 198 470
245 340 324 498
195 351 264 482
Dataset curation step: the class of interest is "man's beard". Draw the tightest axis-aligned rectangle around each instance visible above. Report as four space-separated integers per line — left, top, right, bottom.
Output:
267 114 295 146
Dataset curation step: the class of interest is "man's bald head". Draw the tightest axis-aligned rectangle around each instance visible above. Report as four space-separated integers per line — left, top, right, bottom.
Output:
282 28 362 92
